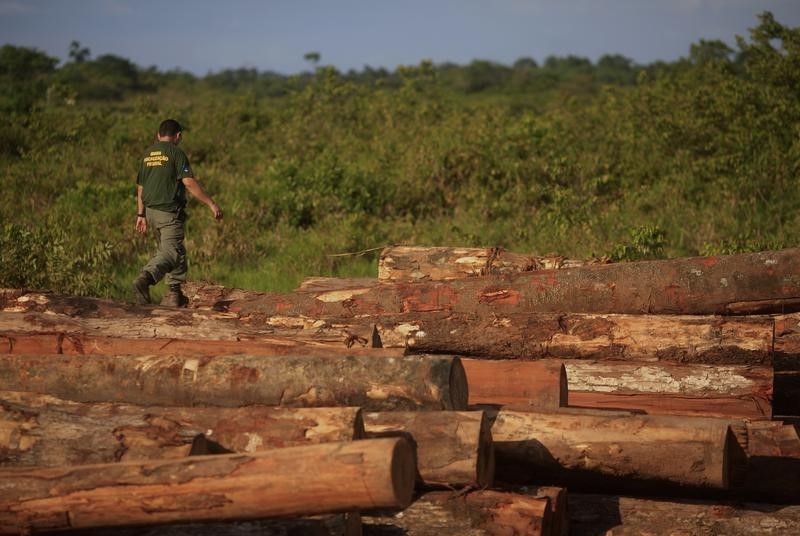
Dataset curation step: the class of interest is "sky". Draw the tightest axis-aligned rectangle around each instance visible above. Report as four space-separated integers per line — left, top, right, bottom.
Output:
1 0 799 75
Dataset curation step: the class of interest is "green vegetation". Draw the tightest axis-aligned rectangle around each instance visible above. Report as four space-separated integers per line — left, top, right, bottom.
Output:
1 13 798 299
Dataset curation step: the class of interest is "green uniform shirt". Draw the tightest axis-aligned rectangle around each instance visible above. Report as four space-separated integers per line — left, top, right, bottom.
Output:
136 141 193 212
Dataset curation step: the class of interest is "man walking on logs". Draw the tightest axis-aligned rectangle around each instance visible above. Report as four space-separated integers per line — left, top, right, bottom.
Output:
133 119 223 307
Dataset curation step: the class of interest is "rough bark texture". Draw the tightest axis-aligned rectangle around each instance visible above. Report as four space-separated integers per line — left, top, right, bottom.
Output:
491 409 735 490
568 493 800 536
461 359 566 408
363 411 494 488
225 248 800 317
70 514 362 536
0 299 378 350
0 391 364 467
377 311 774 365
565 361 773 419
774 313 800 370
378 246 591 282
0 353 468 410
364 490 551 536
0 438 415 534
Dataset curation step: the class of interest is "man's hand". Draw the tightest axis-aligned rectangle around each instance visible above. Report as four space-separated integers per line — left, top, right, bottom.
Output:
136 216 147 234
210 202 223 221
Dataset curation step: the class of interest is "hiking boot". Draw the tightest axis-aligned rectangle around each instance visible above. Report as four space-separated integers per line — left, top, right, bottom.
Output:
132 272 153 304
161 289 188 308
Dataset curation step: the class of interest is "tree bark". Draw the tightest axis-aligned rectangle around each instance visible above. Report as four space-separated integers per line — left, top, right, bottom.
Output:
0 353 468 410
0 391 364 467
364 490 552 536
224 248 800 317
377 311 774 365
461 359 566 408
378 245 591 282
568 493 800 536
565 361 773 419
0 438 415 534
0 300 379 349
363 411 494 488
491 408 735 490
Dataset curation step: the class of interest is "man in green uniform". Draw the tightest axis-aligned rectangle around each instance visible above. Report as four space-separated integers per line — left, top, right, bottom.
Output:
133 119 222 306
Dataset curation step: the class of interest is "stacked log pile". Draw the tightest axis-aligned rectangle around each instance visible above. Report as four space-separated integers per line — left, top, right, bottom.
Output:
1 245 799 534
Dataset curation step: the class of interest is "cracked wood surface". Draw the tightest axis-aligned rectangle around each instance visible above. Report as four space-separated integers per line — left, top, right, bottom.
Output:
0 438 414 534
0 391 363 467
0 353 468 410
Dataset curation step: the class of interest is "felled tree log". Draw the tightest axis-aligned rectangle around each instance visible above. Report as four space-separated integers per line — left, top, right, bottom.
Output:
568 493 800 535
566 361 773 419
491 409 735 490
363 411 494 488
377 311 774 364
0 353 468 410
378 245 591 282
0 438 414 534
226 248 800 317
0 330 392 358
364 490 552 536
69 514 361 536
0 391 364 467
462 359 566 408
0 300 378 349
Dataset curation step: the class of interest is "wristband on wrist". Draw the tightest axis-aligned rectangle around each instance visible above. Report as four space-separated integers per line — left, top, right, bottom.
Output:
137 213 145 218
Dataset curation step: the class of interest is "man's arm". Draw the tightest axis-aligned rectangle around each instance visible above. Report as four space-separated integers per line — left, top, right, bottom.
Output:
136 185 147 234
182 177 223 220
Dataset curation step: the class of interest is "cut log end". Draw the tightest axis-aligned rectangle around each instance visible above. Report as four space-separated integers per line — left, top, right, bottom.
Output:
390 438 416 509
448 357 469 411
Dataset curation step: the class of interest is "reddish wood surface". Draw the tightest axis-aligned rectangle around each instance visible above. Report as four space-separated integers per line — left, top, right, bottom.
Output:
223 249 800 317
0 438 414 534
462 359 567 408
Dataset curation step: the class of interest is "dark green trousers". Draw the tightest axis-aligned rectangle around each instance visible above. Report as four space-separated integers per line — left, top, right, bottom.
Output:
142 208 187 286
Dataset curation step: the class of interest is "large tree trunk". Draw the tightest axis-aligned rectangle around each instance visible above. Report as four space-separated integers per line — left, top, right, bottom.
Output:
378 246 591 282
0 353 468 410
0 391 364 467
377 311 775 365
0 301 378 349
568 493 800 536
364 490 552 536
565 361 773 419
363 411 494 488
0 329 392 357
461 359 566 408
223 248 800 317
491 408 735 491
0 438 414 534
